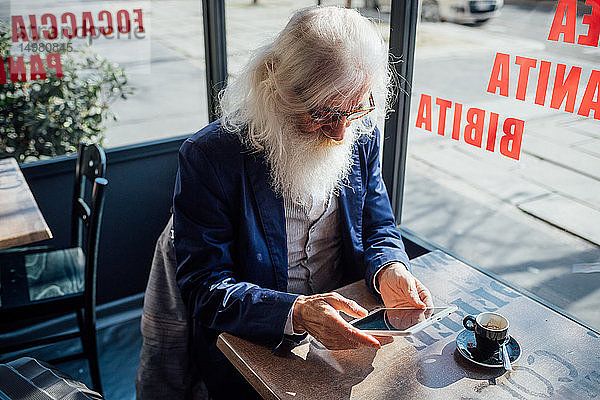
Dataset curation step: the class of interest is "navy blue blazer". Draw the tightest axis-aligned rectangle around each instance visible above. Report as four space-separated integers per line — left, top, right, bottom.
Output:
173 120 410 351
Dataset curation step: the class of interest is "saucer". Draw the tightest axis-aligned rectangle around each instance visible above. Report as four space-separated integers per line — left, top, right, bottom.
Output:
456 329 521 368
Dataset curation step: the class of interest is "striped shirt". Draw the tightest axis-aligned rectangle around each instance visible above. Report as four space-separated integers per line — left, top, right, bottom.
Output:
284 192 343 295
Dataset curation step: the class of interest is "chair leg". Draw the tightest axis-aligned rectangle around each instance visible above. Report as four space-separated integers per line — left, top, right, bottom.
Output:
77 309 103 395
86 322 103 395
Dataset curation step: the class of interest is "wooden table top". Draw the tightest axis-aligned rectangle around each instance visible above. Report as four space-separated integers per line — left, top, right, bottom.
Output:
0 158 52 250
217 250 600 400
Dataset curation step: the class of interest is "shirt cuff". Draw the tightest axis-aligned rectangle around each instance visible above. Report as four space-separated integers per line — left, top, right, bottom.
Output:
284 297 299 335
372 261 410 294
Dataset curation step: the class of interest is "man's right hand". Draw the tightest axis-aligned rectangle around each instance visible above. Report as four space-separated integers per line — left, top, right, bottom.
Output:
292 292 382 350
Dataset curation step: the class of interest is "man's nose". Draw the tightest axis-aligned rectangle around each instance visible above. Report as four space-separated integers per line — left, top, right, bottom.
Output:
324 117 350 141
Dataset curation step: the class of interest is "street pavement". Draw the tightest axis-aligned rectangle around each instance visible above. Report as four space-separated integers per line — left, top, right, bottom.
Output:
405 12 600 330
18 0 596 329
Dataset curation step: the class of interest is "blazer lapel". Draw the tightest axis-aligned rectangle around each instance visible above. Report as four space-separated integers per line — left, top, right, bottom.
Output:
245 153 288 291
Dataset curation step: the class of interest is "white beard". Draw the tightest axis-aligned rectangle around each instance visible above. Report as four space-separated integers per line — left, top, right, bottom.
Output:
262 125 358 205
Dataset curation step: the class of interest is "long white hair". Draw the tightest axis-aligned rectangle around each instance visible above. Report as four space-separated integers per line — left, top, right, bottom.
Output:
219 6 392 147
219 6 393 203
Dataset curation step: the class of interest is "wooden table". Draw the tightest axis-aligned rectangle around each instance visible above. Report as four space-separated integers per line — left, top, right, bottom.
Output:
217 250 600 399
0 158 52 250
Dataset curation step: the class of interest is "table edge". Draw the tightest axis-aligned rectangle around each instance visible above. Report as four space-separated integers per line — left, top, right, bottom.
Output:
0 158 53 250
217 334 281 400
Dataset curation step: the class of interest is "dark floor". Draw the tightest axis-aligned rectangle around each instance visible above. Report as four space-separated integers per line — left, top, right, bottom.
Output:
0 313 143 400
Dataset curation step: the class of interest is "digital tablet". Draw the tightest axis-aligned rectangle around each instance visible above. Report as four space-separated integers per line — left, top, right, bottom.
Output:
350 306 458 336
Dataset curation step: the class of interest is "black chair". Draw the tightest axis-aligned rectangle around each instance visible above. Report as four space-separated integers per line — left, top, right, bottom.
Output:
0 357 105 400
0 143 108 394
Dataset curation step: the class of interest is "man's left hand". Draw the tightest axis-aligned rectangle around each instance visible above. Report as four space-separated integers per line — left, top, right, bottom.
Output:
377 263 434 309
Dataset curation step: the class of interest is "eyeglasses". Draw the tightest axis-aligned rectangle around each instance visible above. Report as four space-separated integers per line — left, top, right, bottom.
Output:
309 93 375 124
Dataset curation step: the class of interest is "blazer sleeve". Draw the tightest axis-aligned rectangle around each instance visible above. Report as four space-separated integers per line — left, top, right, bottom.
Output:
173 139 297 346
361 128 411 292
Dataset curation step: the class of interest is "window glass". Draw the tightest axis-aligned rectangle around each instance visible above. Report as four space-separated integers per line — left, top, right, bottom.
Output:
225 1 363 83
1 0 207 162
403 0 600 329
226 0 307 78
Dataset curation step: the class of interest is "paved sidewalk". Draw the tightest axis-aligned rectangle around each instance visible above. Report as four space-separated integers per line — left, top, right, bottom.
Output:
404 19 600 328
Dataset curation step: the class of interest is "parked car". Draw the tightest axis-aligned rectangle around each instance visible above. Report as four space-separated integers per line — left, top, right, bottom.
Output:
365 0 504 24
422 0 504 23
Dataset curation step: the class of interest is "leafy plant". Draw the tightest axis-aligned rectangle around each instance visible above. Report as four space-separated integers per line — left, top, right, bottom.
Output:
0 22 133 162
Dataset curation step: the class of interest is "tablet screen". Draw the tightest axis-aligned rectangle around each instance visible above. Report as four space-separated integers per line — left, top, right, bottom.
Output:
351 307 450 332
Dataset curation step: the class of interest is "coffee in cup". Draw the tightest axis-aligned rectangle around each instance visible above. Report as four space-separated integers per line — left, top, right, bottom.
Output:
463 312 509 360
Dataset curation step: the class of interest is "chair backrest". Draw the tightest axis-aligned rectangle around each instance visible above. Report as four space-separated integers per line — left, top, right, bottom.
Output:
70 143 108 315
71 143 106 247
136 217 209 400
1 357 105 399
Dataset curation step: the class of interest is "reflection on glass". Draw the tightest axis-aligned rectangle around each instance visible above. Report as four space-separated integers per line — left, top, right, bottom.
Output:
404 1 600 330
1 0 209 160
384 308 432 331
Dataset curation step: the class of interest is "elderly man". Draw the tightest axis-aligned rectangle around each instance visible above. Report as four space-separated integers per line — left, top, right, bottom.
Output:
173 6 433 399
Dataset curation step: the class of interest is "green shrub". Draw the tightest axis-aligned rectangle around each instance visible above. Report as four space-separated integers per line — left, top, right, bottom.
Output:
0 22 133 162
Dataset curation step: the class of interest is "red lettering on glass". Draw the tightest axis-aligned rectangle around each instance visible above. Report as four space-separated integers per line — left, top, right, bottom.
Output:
515 56 537 101
500 119 525 160
41 14 58 40
413 96 525 160
487 53 510 97
81 11 97 37
98 10 114 35
61 12 77 39
11 16 28 42
436 98 452 136
464 108 485 148
0 59 6 84
133 9 144 33
8 57 27 82
46 53 63 79
9 10 144 41
416 94 432 132
548 0 577 43
578 70 600 119
28 15 39 41
578 0 600 46
452 103 463 140
29 55 47 80
117 10 131 34
486 112 499 152
535 60 552 106
550 64 582 112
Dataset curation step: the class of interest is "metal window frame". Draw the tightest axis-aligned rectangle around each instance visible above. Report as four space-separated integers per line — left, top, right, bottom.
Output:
203 0 228 122
382 0 420 224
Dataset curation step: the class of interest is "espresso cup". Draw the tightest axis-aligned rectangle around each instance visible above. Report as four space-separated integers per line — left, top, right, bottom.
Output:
463 312 509 360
